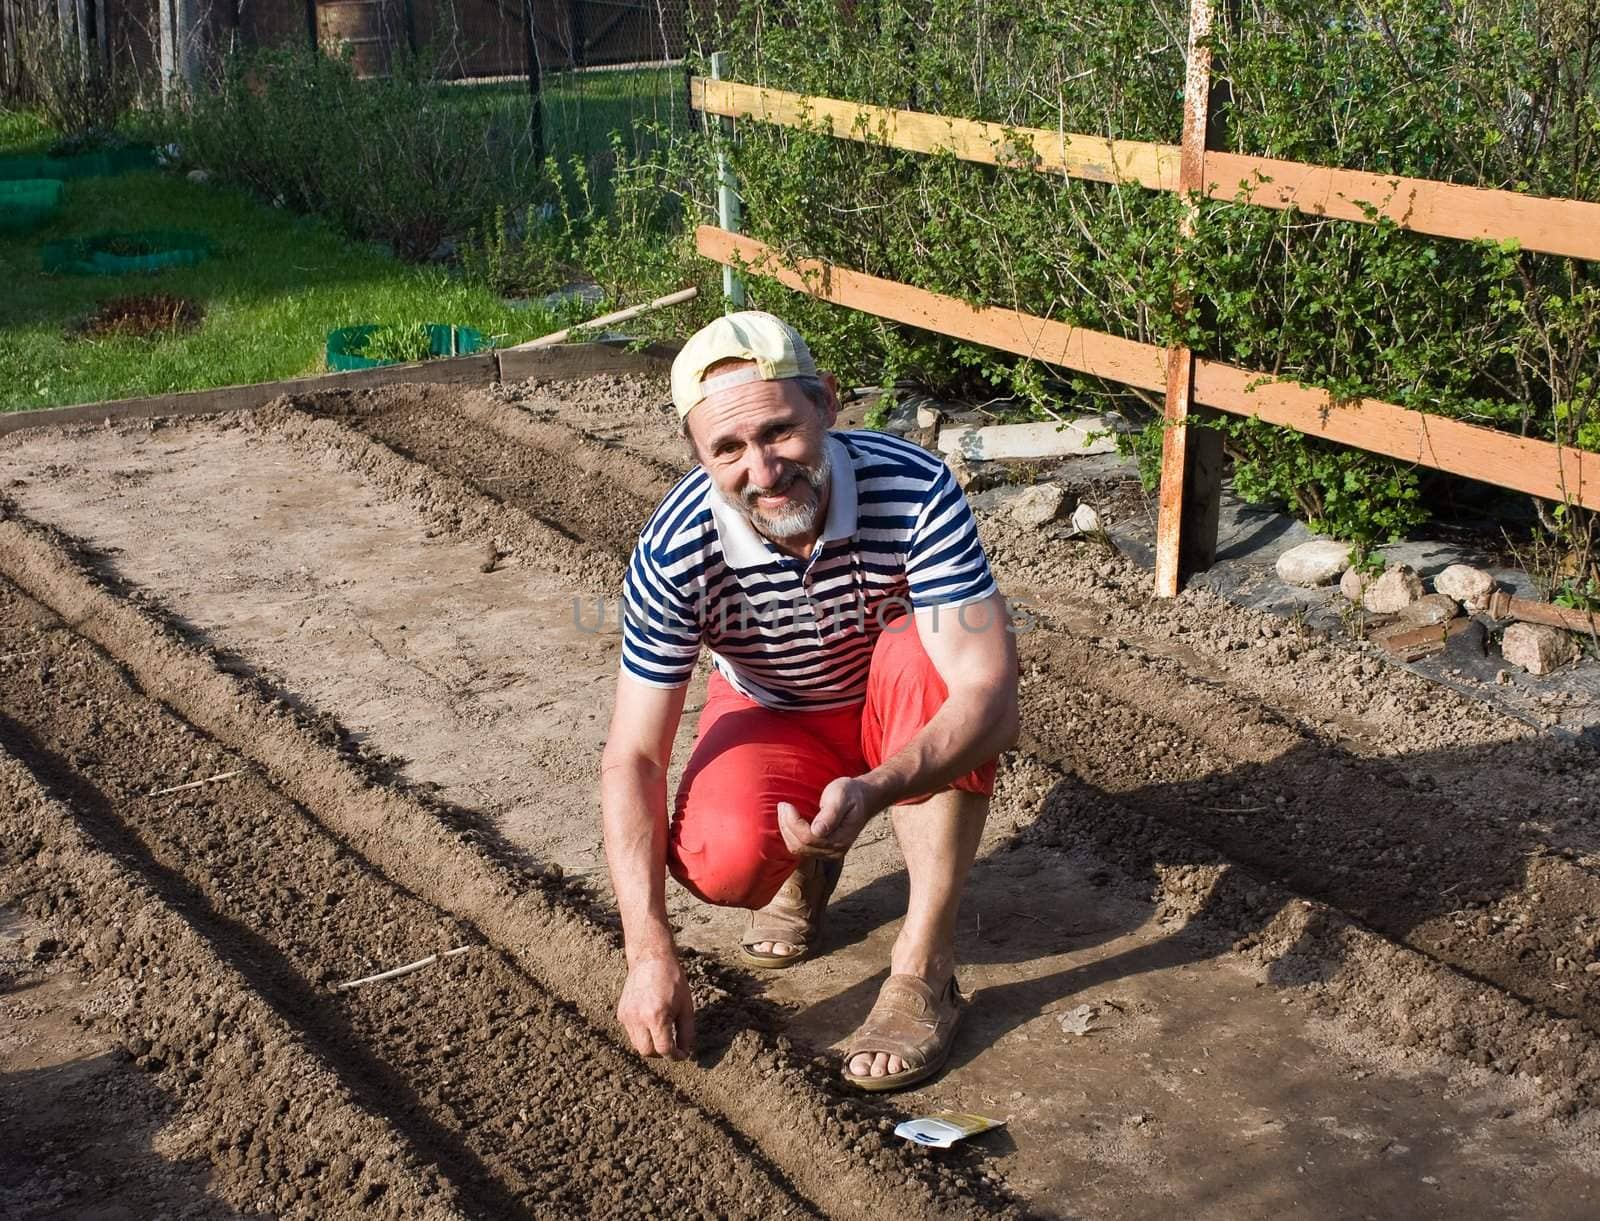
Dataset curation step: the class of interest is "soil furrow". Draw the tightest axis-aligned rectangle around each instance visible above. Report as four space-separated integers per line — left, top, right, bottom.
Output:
0 578 824 1219
0 738 472 1219
0 504 1015 1221
290 385 668 563
1009 615 1600 1040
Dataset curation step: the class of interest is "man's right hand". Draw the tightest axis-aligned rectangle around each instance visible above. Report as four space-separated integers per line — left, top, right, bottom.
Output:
617 954 695 1060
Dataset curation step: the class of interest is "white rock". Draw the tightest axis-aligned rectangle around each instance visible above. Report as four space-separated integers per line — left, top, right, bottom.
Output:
1275 539 1354 588
186 168 210 184
1397 592 1459 627
938 416 1123 459
1434 563 1496 609
1362 565 1424 613
915 404 941 429
1339 567 1368 604
945 451 976 490
1501 622 1578 675
1069 502 1102 535
1009 484 1068 528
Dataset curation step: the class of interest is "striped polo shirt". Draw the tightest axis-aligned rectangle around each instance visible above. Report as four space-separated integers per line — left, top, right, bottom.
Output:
620 429 997 710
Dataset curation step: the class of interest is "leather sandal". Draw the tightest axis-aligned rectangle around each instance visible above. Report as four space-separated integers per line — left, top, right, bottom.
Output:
841 973 964 1093
738 857 843 969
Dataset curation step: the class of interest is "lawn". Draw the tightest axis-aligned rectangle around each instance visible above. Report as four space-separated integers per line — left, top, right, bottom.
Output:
0 114 583 414
444 65 690 164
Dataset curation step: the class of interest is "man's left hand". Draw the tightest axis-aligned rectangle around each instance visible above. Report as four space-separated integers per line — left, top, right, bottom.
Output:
778 777 876 860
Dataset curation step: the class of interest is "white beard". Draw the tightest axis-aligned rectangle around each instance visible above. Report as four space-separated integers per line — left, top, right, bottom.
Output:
731 447 832 541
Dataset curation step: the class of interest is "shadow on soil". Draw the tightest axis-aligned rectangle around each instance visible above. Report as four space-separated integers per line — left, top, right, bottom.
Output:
0 1054 244 1220
0 709 528 1221
792 727 1597 1088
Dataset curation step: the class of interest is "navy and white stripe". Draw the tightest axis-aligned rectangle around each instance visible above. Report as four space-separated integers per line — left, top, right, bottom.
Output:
620 430 997 710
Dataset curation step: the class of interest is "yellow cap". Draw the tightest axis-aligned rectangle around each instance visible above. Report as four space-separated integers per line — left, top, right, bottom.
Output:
670 310 817 421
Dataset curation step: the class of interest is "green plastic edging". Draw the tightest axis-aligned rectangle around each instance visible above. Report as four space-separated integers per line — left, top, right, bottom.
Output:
41 229 211 276
326 324 487 371
0 178 64 234
0 145 157 182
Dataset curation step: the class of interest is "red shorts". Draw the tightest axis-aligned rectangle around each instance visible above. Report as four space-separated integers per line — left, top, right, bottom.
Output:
667 617 997 910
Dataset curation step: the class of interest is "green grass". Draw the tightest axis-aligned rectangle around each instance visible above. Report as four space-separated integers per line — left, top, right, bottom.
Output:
442 66 688 165
0 109 52 155
0 126 587 413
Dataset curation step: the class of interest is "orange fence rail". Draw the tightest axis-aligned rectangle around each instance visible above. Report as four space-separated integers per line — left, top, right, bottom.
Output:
689 17 1599 594
696 227 1598 515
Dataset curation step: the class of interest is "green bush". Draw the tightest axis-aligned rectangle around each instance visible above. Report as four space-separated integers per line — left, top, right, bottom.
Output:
156 48 546 261
461 202 571 299
666 0 1599 546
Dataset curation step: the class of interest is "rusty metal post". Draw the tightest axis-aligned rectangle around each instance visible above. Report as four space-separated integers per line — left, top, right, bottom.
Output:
1153 0 1226 598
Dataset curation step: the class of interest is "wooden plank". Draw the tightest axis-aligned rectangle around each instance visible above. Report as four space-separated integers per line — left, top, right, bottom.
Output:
1192 361 1598 511
695 226 1167 392
495 340 678 383
696 225 1600 514
504 288 697 351
1154 0 1223 598
690 78 1600 263
1204 151 1600 264
0 355 497 436
690 77 1181 191
937 418 1123 460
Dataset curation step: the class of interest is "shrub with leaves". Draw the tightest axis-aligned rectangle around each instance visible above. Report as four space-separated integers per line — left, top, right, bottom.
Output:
661 0 1599 546
156 48 545 261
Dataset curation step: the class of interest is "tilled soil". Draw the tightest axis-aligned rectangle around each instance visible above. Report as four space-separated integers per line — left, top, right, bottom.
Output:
3 374 1599 1217
0 579 820 1219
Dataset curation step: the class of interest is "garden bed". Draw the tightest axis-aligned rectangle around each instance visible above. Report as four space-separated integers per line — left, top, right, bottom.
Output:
2 376 1597 1217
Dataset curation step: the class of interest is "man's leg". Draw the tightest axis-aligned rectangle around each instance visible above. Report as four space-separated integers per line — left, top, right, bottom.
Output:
671 673 864 916
847 787 987 1079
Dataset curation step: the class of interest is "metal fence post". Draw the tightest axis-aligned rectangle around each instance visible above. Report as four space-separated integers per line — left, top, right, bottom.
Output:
710 51 747 311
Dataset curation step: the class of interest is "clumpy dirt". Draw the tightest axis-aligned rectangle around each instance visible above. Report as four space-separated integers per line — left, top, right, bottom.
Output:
0 566 1005 1220
70 294 202 341
2 372 1599 1218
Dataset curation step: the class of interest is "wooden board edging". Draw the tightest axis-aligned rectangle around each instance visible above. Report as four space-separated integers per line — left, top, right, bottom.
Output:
0 354 498 436
496 340 678 383
696 226 1598 512
0 342 681 438
691 78 1600 262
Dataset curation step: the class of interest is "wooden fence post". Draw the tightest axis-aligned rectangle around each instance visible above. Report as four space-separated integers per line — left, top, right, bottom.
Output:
1154 0 1227 598
710 51 747 310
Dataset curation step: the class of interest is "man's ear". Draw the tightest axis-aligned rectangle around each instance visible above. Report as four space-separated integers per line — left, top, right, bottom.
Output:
819 372 840 428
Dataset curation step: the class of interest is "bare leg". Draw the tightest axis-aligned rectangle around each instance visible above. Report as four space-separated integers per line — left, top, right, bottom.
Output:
849 788 988 1079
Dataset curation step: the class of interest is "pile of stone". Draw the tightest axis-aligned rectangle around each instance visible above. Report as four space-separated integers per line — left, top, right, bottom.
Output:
1275 540 1583 676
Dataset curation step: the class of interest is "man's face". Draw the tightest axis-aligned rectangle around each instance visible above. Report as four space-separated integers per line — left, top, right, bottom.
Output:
685 364 838 542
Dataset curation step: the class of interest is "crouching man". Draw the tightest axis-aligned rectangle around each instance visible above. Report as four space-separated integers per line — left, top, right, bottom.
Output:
600 311 1019 1091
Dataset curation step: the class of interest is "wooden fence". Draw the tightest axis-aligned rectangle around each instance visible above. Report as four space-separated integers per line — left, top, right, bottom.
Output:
1 0 692 96
688 0 1600 596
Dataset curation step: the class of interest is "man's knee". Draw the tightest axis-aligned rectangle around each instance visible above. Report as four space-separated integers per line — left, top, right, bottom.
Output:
667 834 789 909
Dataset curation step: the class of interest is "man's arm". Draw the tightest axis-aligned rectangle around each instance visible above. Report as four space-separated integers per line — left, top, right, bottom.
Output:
784 592 1019 854
600 674 694 1058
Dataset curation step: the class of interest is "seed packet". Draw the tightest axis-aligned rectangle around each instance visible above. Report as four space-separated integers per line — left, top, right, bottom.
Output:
893 1111 1006 1148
